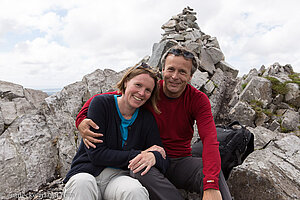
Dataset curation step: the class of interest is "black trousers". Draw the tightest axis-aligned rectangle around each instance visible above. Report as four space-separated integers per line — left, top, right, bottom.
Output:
132 156 232 200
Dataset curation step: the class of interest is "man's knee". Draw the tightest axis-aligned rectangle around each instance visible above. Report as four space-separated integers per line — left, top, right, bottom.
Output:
130 167 161 183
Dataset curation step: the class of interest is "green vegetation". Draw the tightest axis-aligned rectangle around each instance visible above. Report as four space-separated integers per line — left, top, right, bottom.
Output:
250 100 264 118
213 81 219 88
250 100 274 118
263 109 273 117
241 83 248 90
250 100 263 107
264 76 289 96
288 73 300 87
280 126 291 133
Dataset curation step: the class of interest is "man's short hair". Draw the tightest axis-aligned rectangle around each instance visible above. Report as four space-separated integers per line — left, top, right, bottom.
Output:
160 45 199 76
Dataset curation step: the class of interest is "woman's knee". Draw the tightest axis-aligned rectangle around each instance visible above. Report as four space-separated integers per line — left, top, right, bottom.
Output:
68 173 96 188
64 173 99 199
105 175 149 200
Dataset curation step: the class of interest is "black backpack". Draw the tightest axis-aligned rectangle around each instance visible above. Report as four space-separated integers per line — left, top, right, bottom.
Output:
191 121 254 180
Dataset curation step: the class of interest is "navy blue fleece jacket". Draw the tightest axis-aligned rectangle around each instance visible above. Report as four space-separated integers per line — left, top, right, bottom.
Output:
64 94 168 183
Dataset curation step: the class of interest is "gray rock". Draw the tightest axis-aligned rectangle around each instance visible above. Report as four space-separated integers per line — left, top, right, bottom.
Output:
281 110 299 131
228 93 239 107
0 80 24 100
205 47 225 64
199 47 215 74
285 83 300 107
24 88 48 109
272 94 284 105
244 68 259 83
0 113 58 197
185 41 202 55
207 37 220 49
215 61 239 78
148 40 177 70
228 128 300 200
203 80 215 94
190 70 209 90
239 77 272 107
0 101 17 124
269 120 280 131
209 68 227 118
161 19 177 29
255 112 269 127
229 101 256 127
0 111 4 134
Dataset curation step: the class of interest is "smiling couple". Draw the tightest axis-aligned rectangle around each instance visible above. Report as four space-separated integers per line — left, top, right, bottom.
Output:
63 45 232 200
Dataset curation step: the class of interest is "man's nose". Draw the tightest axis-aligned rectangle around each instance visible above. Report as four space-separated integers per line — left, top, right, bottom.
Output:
171 71 179 79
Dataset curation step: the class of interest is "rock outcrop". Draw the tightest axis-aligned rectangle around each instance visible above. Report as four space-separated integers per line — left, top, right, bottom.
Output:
0 6 299 200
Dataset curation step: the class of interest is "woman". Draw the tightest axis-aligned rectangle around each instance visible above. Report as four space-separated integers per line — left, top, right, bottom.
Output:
63 63 168 200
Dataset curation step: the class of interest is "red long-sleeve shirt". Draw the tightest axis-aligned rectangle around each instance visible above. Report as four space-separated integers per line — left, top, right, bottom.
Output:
76 80 221 190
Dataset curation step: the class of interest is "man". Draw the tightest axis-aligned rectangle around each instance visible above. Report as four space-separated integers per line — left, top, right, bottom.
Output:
76 45 232 200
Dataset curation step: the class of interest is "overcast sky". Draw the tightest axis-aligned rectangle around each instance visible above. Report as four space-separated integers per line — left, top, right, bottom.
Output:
0 0 299 90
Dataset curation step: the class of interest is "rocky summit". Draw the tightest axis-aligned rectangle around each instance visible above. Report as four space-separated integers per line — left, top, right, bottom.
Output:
1 7 299 200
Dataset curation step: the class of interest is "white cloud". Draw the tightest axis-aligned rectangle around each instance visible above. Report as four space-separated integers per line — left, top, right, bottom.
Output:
0 0 299 89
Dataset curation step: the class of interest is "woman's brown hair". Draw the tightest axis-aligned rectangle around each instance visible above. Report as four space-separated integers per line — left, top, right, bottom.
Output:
116 63 160 114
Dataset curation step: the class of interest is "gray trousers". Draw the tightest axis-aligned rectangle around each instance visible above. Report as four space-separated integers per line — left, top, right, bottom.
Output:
63 168 149 200
133 157 232 200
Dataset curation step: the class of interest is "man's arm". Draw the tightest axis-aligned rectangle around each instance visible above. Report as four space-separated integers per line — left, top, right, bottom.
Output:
193 92 221 191
76 91 119 148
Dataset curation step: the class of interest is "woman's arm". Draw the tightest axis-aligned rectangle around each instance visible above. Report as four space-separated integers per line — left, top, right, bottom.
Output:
129 112 169 174
85 95 141 168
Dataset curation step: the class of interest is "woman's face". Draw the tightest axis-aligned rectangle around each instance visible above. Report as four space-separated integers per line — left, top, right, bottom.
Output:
123 73 155 109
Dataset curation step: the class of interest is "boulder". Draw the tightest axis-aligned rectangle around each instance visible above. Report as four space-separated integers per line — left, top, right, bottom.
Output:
0 80 24 100
209 68 227 118
215 61 239 78
190 70 209 90
24 88 48 109
229 101 256 127
281 110 299 132
285 83 300 107
0 113 58 197
228 126 300 200
205 46 225 64
239 77 273 107
199 47 215 74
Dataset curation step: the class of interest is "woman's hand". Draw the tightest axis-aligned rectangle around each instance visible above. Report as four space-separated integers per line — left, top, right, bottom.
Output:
78 118 103 148
128 151 156 176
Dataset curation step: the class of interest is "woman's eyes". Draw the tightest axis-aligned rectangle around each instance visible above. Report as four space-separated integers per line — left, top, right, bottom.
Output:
146 89 152 93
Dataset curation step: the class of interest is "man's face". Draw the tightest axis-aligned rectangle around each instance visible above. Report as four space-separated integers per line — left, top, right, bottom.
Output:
162 54 193 98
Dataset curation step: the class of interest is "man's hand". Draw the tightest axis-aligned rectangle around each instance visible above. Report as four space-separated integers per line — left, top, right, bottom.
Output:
144 145 166 159
78 119 103 149
202 189 222 200
128 151 156 176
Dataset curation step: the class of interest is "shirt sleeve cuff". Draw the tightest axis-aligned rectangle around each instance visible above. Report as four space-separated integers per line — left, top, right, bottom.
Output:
203 177 219 190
